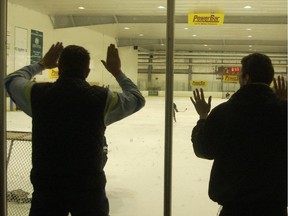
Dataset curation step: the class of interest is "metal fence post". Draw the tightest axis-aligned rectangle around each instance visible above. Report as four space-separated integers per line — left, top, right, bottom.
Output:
164 0 175 216
0 0 7 215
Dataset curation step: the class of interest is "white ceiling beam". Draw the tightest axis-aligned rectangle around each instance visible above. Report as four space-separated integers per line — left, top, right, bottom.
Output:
51 15 287 29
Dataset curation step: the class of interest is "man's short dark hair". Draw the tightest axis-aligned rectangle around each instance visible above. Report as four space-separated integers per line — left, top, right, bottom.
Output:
241 53 274 85
58 45 90 79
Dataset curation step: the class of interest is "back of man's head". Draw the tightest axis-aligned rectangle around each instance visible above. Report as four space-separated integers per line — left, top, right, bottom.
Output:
58 45 90 79
241 53 274 85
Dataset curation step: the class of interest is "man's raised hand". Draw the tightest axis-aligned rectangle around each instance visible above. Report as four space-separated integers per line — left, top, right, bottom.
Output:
190 88 212 119
39 42 63 69
101 44 122 77
273 76 287 100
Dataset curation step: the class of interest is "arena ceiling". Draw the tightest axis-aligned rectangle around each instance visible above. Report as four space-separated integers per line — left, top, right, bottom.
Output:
8 0 288 53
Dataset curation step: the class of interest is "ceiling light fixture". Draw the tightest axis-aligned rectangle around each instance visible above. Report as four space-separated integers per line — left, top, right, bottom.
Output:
248 35 252 38
78 6 85 10
204 44 208 47
158 6 165 9
124 27 130 30
184 27 188 30
139 34 144 37
244 5 252 9
192 34 197 37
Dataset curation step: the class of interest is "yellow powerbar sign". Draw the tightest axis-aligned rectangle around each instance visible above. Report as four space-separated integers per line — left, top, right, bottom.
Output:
49 68 59 79
223 75 238 83
188 13 224 26
190 80 207 86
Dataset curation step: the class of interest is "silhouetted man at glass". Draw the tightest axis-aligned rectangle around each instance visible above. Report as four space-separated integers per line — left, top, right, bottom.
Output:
4 42 145 216
190 53 287 216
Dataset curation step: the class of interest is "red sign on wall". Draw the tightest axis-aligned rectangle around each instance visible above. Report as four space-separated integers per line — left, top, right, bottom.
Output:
216 66 241 75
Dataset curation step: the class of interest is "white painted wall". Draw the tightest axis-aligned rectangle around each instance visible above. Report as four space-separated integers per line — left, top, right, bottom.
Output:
52 27 118 86
7 2 138 89
7 3 54 74
118 46 138 84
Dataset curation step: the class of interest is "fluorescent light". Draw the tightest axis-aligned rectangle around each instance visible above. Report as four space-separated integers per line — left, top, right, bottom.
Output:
192 34 197 37
248 35 252 38
124 27 130 30
204 44 208 47
244 5 252 9
139 34 144 37
184 27 188 30
158 6 165 9
78 6 85 10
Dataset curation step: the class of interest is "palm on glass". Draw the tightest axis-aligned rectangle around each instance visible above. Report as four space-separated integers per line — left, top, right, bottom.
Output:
273 76 287 100
101 44 122 77
190 88 212 119
39 42 63 69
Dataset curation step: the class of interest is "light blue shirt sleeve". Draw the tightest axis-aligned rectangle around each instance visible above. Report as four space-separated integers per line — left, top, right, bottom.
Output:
4 63 43 117
4 64 145 124
104 73 146 126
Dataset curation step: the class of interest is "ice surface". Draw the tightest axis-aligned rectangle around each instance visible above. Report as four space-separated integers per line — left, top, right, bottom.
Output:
6 96 228 216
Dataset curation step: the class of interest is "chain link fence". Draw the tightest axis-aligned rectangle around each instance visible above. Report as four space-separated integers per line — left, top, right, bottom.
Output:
7 131 32 216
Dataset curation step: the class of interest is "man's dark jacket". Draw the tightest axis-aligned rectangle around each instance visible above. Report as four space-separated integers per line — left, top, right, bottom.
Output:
192 84 287 208
30 78 108 191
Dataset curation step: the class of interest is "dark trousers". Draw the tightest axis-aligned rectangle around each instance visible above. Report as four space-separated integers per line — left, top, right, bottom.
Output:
29 187 109 216
219 205 287 216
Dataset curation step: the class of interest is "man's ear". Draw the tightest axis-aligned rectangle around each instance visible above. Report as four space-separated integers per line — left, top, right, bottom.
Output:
83 68 90 78
243 74 251 85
